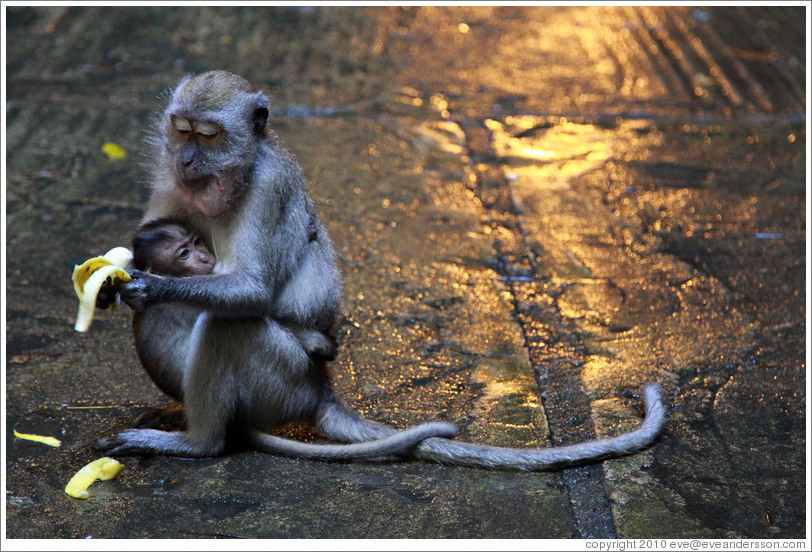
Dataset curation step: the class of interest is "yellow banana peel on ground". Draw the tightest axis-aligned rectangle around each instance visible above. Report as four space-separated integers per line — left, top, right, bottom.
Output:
64 457 124 499
72 247 133 332
13 429 62 447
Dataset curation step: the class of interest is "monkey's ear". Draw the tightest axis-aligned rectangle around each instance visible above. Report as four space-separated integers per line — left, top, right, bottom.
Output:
253 95 269 134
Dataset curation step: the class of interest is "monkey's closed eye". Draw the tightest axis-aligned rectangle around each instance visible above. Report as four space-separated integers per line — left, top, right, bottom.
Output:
195 122 220 138
172 116 192 134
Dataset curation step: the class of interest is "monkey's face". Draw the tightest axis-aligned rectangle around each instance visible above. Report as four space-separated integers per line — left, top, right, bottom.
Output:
174 234 216 276
162 113 238 217
160 71 270 218
154 230 216 277
134 222 216 277
169 115 225 182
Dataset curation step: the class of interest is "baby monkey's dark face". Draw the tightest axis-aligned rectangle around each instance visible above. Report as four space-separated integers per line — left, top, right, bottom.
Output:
165 227 215 276
135 223 216 277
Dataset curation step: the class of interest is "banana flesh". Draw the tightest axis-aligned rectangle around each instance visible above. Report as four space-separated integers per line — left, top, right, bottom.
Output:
64 457 124 499
72 247 133 332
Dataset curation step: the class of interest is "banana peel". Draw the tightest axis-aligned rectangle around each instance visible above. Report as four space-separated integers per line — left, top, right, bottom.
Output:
72 247 133 332
64 457 124 499
13 429 61 447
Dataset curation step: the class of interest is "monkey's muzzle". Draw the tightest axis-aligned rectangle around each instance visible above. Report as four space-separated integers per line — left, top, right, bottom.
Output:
180 176 211 190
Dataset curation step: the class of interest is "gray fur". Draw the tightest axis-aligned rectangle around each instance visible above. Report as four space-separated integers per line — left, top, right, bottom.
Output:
96 71 667 468
249 422 457 462
131 219 337 360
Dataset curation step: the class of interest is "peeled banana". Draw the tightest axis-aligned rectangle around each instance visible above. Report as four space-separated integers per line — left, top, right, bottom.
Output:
64 457 124 499
72 247 133 332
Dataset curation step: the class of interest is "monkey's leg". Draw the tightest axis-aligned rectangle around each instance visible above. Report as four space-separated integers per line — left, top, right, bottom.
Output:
94 428 220 457
97 315 235 458
95 373 231 458
94 392 230 457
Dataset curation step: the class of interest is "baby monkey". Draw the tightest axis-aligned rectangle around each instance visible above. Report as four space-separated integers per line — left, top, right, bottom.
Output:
131 218 214 277
131 218 337 361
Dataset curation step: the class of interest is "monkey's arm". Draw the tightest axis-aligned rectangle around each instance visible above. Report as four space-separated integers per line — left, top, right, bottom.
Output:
124 218 340 328
121 269 270 317
120 263 339 329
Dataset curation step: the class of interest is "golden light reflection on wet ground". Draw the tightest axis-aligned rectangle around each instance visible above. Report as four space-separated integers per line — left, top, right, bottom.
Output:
488 118 643 197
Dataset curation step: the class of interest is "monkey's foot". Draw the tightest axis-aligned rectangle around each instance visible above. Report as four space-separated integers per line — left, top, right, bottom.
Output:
94 428 219 458
94 429 156 456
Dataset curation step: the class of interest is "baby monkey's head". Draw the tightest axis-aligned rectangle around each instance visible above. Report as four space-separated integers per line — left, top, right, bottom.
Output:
132 218 215 277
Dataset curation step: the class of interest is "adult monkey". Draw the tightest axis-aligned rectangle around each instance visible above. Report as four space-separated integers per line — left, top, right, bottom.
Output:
98 71 455 462
96 71 667 469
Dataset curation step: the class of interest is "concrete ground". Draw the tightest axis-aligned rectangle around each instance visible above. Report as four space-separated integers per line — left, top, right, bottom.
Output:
4 5 808 544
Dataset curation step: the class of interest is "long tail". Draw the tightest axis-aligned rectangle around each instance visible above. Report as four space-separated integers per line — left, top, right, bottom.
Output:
413 383 667 470
249 421 456 461
318 383 667 471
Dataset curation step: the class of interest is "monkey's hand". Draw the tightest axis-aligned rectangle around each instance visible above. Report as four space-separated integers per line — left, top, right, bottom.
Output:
119 270 161 313
95 282 119 310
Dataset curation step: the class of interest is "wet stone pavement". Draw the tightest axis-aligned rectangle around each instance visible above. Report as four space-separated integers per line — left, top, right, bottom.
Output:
4 5 808 542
